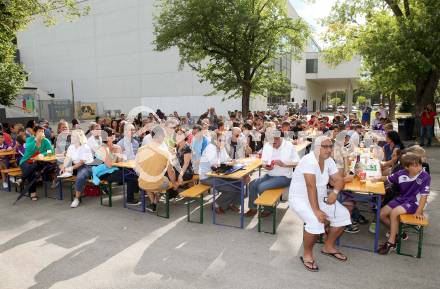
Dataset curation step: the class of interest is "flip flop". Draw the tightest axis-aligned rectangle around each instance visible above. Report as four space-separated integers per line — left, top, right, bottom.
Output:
300 256 319 272
321 251 348 262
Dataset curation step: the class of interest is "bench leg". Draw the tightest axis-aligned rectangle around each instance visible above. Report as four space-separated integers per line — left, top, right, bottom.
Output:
7 175 11 192
199 194 204 224
58 180 63 200
44 181 48 198
417 227 424 258
257 205 262 233
272 207 276 235
108 184 112 207
186 199 191 222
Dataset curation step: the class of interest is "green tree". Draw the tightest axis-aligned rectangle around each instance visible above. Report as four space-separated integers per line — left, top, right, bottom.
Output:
0 0 89 105
329 97 341 107
154 0 310 115
356 95 367 106
322 0 440 117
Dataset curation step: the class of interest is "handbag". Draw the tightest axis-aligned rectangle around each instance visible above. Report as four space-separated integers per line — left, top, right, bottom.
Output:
83 183 100 197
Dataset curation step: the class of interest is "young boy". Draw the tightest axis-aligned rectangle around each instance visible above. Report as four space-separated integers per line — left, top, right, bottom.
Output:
376 152 430 255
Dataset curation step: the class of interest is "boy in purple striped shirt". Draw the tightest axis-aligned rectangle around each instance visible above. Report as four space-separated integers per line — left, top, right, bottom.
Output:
375 152 430 255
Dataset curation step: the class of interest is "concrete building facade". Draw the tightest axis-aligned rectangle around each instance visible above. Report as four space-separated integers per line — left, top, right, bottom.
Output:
16 0 360 117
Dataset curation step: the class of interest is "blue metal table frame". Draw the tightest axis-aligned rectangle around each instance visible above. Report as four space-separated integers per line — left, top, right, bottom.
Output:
337 191 382 253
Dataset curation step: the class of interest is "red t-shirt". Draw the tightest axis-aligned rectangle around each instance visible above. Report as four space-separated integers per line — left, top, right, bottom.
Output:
421 111 436 126
3 132 12 146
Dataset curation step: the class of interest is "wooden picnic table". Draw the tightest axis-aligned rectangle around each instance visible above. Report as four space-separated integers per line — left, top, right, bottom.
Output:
32 154 57 162
342 155 385 253
206 158 262 180
0 150 15 157
113 160 135 169
207 158 262 229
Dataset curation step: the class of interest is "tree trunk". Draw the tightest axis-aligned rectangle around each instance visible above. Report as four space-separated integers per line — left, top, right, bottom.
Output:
414 70 439 137
241 81 251 116
389 93 396 120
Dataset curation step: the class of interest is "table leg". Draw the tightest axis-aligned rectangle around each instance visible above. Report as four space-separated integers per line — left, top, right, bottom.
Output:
240 179 244 229
212 177 216 225
374 194 382 253
122 167 127 208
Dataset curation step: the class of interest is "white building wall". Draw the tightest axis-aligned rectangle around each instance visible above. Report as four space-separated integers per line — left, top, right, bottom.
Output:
16 0 358 116
17 0 265 116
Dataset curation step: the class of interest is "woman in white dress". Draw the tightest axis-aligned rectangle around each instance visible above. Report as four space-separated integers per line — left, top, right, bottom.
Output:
289 135 351 272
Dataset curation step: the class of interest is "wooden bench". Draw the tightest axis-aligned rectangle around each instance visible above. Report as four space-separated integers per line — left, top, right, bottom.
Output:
397 214 429 258
86 179 113 207
254 187 287 234
143 175 201 218
57 176 77 201
179 184 211 224
5 169 23 192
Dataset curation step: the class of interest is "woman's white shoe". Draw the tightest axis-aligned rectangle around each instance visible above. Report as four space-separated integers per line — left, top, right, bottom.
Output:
70 198 80 208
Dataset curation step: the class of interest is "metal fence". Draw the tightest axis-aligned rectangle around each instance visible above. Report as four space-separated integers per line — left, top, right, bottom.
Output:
38 100 99 122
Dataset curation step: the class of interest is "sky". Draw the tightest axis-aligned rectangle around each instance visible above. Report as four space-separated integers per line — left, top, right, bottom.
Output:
288 0 337 47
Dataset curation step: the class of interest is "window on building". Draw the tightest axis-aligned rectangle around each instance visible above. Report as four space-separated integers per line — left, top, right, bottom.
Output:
306 59 318 73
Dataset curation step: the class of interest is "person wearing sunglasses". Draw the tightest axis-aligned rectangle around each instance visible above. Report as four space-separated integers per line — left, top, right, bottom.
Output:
289 135 351 272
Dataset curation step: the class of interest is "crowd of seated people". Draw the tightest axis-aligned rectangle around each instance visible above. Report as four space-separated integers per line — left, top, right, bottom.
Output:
0 105 433 270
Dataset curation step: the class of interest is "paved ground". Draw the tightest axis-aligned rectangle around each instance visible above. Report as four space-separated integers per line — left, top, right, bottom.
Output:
1 147 439 289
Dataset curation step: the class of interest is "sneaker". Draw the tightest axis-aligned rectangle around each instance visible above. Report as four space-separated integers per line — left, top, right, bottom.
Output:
378 242 396 255
70 198 80 208
344 224 360 234
3 182 8 189
146 203 157 213
127 199 141 206
386 231 408 241
58 172 73 178
369 222 376 234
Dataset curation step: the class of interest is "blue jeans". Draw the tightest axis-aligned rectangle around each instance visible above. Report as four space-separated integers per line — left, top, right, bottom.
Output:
75 165 92 192
420 125 433 146
248 174 291 209
201 177 241 210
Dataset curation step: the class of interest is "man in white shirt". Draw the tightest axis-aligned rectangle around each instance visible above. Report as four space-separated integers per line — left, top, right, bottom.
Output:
245 132 299 217
289 136 351 272
199 132 242 214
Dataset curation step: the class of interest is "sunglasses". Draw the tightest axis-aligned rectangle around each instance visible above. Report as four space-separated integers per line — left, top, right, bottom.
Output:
321 145 334 149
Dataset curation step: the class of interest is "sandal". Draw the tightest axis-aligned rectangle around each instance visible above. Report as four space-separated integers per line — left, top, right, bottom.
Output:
321 250 348 262
300 256 319 272
31 195 38 201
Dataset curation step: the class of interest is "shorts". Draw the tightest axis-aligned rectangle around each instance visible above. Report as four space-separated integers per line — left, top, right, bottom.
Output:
340 191 355 205
290 196 352 234
387 199 418 214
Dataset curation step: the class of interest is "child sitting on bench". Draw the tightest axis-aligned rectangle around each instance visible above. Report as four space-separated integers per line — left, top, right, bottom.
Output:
374 152 430 255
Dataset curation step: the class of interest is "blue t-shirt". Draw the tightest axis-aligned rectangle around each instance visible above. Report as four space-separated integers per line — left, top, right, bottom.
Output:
384 144 400 161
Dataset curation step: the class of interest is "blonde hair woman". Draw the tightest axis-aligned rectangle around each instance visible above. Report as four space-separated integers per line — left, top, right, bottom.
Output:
60 129 94 208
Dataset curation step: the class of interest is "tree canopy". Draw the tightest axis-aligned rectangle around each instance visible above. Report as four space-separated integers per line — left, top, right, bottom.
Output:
322 0 440 116
0 0 89 105
154 0 310 114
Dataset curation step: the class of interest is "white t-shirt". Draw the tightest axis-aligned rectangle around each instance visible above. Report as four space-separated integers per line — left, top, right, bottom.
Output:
66 144 94 165
198 143 231 180
289 152 338 199
87 136 102 154
262 140 300 178
142 134 153 146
